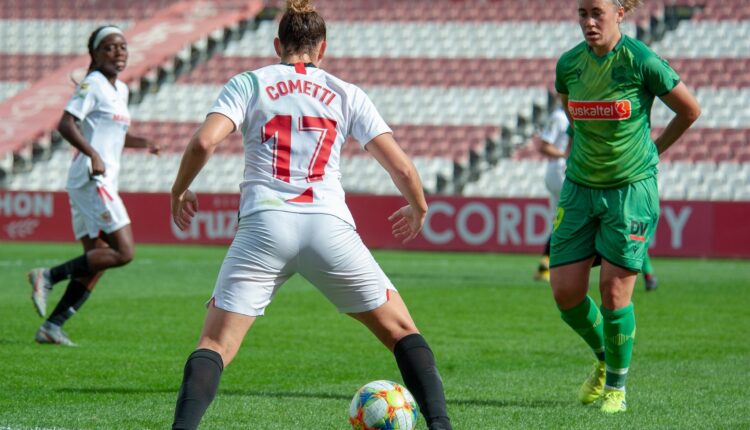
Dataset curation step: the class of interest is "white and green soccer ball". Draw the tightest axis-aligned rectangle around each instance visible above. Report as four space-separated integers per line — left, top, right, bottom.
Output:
348 380 418 430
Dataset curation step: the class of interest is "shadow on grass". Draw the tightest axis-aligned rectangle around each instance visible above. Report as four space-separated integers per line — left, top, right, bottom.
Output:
57 387 564 408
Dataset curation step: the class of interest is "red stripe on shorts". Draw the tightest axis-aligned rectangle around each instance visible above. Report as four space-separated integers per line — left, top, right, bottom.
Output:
97 186 113 201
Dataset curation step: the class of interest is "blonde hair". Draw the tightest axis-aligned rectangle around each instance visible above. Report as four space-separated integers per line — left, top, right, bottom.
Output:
287 0 315 14
613 0 644 14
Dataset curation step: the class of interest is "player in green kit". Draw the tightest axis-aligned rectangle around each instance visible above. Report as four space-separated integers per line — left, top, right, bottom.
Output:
550 0 701 414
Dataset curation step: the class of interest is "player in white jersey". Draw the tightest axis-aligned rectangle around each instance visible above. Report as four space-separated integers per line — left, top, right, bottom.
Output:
534 106 570 282
26 26 159 346
170 2 452 429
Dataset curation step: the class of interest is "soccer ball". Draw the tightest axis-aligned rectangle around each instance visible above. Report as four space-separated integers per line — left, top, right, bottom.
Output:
348 380 418 430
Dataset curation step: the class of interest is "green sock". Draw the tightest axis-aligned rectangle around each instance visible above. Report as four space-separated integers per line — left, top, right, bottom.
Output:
560 296 605 361
602 303 636 389
642 253 653 276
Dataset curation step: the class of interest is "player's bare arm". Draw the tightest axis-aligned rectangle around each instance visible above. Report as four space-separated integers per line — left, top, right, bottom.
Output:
124 132 160 154
539 140 566 159
654 82 701 155
170 112 234 230
366 132 428 243
57 111 105 176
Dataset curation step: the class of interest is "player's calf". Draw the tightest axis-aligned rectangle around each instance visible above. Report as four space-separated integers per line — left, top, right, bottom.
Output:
393 333 452 430
172 349 224 430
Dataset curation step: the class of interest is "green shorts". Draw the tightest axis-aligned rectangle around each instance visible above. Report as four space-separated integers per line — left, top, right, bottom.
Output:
550 176 659 272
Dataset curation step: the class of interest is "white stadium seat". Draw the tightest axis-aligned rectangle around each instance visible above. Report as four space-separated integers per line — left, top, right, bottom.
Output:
0 20 131 54
0 81 29 102
2 10 749 200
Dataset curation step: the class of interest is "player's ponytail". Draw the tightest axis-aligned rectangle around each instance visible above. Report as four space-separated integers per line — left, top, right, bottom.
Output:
278 0 326 56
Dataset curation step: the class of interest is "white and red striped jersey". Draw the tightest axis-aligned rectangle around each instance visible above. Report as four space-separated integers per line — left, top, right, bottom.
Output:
64 70 131 190
209 63 391 226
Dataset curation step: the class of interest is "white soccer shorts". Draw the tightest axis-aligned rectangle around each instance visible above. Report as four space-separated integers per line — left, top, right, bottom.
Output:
68 181 131 240
211 210 396 316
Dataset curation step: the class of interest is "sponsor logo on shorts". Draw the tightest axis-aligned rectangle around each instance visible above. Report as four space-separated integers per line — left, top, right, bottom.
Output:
568 100 631 120
629 220 648 242
100 210 112 223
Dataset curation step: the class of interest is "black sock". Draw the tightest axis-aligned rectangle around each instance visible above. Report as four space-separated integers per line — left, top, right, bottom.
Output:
596 351 606 362
543 237 551 258
393 334 452 430
47 280 90 326
49 254 91 284
173 349 224 430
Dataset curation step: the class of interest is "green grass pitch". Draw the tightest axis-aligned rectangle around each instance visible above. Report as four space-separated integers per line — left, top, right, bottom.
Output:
1 241 749 429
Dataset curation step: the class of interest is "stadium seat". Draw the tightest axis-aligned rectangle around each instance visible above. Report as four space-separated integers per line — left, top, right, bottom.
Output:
3 0 749 201
0 81 28 103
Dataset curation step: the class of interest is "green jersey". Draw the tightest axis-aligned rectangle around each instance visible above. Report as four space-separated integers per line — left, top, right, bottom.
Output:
555 34 680 188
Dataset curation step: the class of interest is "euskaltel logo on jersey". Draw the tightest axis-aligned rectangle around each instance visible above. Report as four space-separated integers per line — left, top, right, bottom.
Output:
568 100 631 120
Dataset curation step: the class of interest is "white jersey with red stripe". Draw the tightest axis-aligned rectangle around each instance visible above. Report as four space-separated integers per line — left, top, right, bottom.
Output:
209 63 391 227
64 70 131 190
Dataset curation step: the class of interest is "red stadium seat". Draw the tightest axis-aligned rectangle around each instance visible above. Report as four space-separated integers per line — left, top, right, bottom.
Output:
735 153 750 163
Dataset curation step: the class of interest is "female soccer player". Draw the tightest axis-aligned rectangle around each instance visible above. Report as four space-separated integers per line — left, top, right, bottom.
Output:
551 0 700 413
169 1 452 429
27 25 159 346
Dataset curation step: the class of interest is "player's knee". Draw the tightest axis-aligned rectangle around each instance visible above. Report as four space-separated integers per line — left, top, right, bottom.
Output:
117 247 134 266
599 286 630 310
551 289 568 306
551 285 585 309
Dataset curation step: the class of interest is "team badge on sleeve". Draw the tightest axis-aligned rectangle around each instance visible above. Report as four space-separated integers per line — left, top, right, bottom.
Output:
74 82 90 99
